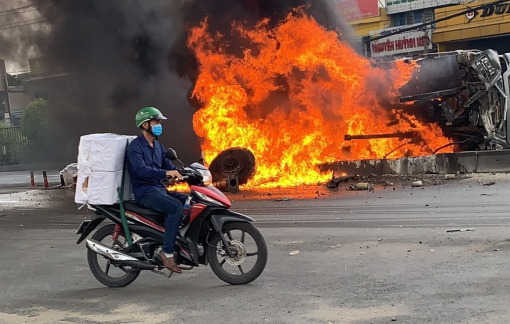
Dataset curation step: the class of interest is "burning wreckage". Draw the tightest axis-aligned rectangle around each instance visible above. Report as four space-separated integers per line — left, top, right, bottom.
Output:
370 49 510 152
406 49 510 151
213 49 510 191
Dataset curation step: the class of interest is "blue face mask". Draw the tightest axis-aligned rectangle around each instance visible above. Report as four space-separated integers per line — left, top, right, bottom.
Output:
151 124 163 136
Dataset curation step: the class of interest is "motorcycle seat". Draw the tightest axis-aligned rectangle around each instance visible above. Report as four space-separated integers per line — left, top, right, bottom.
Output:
123 201 166 225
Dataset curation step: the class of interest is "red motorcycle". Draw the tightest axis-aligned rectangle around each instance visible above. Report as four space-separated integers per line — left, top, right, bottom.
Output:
76 149 267 287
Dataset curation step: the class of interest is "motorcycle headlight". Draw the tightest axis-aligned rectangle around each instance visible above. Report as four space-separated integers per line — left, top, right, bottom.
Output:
195 190 223 206
199 169 213 185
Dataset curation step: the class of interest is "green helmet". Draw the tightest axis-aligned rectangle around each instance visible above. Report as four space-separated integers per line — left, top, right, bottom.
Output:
135 107 167 128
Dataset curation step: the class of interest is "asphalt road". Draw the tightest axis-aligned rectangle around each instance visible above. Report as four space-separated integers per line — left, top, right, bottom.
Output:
0 170 61 189
1 174 510 323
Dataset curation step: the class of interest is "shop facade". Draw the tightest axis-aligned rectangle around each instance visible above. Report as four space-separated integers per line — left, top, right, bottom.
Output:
433 1 510 53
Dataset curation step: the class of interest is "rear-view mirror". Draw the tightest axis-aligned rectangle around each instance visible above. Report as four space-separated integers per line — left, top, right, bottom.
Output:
166 148 178 161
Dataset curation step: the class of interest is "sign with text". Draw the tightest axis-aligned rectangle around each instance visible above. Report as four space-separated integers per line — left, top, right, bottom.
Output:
370 24 432 57
465 3 510 22
335 0 379 22
386 0 459 14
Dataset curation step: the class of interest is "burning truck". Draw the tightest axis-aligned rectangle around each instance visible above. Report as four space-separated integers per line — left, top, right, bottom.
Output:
397 49 510 152
206 49 510 191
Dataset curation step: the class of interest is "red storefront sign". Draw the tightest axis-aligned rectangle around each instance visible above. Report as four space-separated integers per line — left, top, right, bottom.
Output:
335 0 379 22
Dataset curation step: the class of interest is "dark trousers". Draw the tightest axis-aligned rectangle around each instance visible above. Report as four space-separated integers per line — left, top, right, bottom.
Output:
138 188 188 254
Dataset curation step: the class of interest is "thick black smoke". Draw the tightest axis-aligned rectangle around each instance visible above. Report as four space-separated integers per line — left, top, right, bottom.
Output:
14 0 199 163
5 0 355 163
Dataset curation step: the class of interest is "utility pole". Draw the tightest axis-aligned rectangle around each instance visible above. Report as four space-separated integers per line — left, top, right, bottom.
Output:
0 60 11 126
423 29 429 54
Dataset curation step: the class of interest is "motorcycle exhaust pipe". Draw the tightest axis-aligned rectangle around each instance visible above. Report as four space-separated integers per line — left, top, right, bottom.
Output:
86 239 155 270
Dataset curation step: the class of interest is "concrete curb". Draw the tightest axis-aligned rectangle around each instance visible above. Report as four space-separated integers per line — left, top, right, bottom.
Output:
0 163 65 172
321 150 510 176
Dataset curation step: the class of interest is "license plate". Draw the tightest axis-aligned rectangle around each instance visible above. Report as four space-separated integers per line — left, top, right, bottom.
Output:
76 220 91 234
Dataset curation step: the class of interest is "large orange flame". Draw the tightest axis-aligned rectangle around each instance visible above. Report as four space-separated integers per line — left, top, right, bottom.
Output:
188 11 451 189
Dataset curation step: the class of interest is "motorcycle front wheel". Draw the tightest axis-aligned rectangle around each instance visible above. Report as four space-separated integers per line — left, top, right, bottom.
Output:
87 224 140 287
207 222 268 285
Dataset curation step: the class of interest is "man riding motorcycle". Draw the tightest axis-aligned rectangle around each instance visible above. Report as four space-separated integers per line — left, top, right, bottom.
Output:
126 107 187 273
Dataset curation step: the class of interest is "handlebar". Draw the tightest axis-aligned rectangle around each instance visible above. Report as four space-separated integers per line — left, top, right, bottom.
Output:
164 175 188 186
163 167 206 187
164 169 193 186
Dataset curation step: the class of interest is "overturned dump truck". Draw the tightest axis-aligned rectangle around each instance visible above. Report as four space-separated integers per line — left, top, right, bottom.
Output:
399 49 510 151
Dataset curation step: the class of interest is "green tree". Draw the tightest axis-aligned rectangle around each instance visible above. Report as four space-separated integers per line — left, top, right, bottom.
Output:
22 99 50 141
22 98 54 161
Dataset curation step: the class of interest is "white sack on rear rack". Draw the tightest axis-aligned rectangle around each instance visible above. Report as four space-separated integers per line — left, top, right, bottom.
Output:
77 133 136 172
75 133 136 205
75 170 133 205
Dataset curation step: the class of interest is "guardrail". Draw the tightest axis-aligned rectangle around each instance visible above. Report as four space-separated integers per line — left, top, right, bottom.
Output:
0 126 29 165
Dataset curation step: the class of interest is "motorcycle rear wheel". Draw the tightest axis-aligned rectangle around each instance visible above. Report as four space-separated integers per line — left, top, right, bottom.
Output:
207 222 267 285
87 224 140 287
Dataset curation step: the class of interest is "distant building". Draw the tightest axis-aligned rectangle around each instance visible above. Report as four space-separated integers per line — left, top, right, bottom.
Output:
347 0 510 58
24 57 69 100
434 0 510 53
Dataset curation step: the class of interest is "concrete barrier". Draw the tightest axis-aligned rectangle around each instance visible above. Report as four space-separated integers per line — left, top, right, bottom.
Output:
321 150 510 176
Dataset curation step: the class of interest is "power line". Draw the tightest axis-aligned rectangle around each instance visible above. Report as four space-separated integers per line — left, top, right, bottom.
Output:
369 0 510 41
0 2 50 19
0 7 39 18
0 18 46 29
0 4 36 15
0 20 46 30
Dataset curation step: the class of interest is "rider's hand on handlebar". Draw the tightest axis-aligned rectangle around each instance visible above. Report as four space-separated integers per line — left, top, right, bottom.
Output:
166 170 183 180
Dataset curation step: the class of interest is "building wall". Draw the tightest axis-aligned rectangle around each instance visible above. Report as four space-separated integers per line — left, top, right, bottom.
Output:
433 1 510 50
349 1 510 57
349 8 391 37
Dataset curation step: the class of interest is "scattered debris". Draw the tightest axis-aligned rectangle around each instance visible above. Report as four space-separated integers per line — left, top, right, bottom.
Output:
483 181 496 186
445 174 456 180
411 180 422 187
327 174 357 188
391 317 397 321
446 228 475 233
378 239 383 241
355 182 370 190
430 249 435 252
494 249 501 252
274 197 293 202
289 250 300 256
407 250 411 252
60 163 78 186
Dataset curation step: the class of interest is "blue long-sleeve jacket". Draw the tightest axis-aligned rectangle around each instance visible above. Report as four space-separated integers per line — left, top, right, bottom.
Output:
126 135 177 202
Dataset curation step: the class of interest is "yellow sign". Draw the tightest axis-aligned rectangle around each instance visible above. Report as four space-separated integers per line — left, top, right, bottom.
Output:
465 3 510 22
